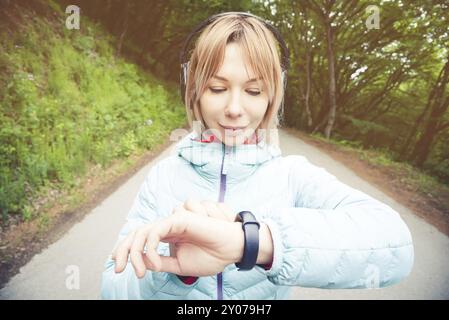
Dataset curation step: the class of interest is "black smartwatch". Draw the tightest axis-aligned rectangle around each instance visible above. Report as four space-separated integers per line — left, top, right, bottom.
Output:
234 211 260 271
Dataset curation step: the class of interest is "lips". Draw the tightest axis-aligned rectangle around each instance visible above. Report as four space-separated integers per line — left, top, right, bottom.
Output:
219 124 247 137
220 124 247 130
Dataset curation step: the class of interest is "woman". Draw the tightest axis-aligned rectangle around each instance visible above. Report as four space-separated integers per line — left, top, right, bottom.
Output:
101 12 414 300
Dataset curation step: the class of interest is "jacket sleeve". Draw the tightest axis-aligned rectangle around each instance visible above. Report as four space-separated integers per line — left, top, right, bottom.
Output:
100 162 199 300
257 155 414 289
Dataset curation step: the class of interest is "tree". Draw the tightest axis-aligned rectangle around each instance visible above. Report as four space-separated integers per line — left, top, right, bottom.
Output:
408 54 449 167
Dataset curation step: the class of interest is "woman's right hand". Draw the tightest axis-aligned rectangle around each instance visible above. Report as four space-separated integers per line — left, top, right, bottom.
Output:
181 198 236 222
112 207 245 277
169 199 236 258
111 199 239 275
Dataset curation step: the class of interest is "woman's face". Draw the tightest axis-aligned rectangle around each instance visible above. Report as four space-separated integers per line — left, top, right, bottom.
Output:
199 42 269 146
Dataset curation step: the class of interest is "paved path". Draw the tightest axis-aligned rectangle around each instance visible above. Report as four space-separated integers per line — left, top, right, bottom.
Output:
1 130 448 299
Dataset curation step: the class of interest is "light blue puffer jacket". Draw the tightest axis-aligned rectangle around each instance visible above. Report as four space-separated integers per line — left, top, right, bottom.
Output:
101 130 414 300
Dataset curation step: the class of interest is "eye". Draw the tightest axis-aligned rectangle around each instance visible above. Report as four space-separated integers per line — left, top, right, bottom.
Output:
246 90 261 96
209 87 226 94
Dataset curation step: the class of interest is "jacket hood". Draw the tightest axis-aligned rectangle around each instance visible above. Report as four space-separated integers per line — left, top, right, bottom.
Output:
175 131 282 182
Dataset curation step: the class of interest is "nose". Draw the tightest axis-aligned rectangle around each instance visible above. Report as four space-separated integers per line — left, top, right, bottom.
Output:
224 90 243 118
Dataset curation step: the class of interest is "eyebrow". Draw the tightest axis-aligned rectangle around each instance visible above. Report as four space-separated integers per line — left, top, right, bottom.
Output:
212 75 262 83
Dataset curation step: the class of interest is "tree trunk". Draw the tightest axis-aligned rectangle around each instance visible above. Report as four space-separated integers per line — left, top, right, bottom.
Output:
303 8 313 129
409 118 438 167
398 103 429 160
408 55 449 166
324 19 337 139
116 2 129 58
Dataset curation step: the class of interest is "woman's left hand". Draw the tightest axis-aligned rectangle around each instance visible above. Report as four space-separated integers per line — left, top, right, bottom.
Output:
114 206 244 278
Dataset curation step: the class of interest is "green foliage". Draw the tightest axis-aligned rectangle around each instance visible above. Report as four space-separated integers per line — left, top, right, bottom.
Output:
269 0 449 183
0 4 186 219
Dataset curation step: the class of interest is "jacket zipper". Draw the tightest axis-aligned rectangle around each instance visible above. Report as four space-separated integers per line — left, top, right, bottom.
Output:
217 143 231 300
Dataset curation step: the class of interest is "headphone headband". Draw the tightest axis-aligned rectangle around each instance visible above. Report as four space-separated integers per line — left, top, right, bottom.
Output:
179 12 290 72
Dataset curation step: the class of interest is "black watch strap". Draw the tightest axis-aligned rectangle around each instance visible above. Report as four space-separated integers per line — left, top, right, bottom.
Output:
235 211 260 271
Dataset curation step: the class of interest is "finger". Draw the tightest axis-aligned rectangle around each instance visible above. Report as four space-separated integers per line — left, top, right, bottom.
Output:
130 225 152 279
158 256 182 275
114 231 136 273
142 252 155 270
145 216 186 271
114 232 136 272
144 254 183 276
216 202 236 221
202 200 228 220
111 240 122 260
183 198 208 216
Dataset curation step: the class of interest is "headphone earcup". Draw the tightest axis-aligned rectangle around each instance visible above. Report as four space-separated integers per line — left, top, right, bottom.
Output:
180 62 190 105
278 70 287 121
281 70 287 92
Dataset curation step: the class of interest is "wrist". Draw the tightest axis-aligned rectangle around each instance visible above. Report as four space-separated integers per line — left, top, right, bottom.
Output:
256 223 274 265
231 221 245 264
231 220 273 267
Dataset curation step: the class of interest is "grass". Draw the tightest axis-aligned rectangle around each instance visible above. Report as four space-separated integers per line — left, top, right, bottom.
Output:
0 1 187 226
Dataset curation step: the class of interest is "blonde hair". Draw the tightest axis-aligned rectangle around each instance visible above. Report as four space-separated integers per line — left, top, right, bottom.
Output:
184 13 284 146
